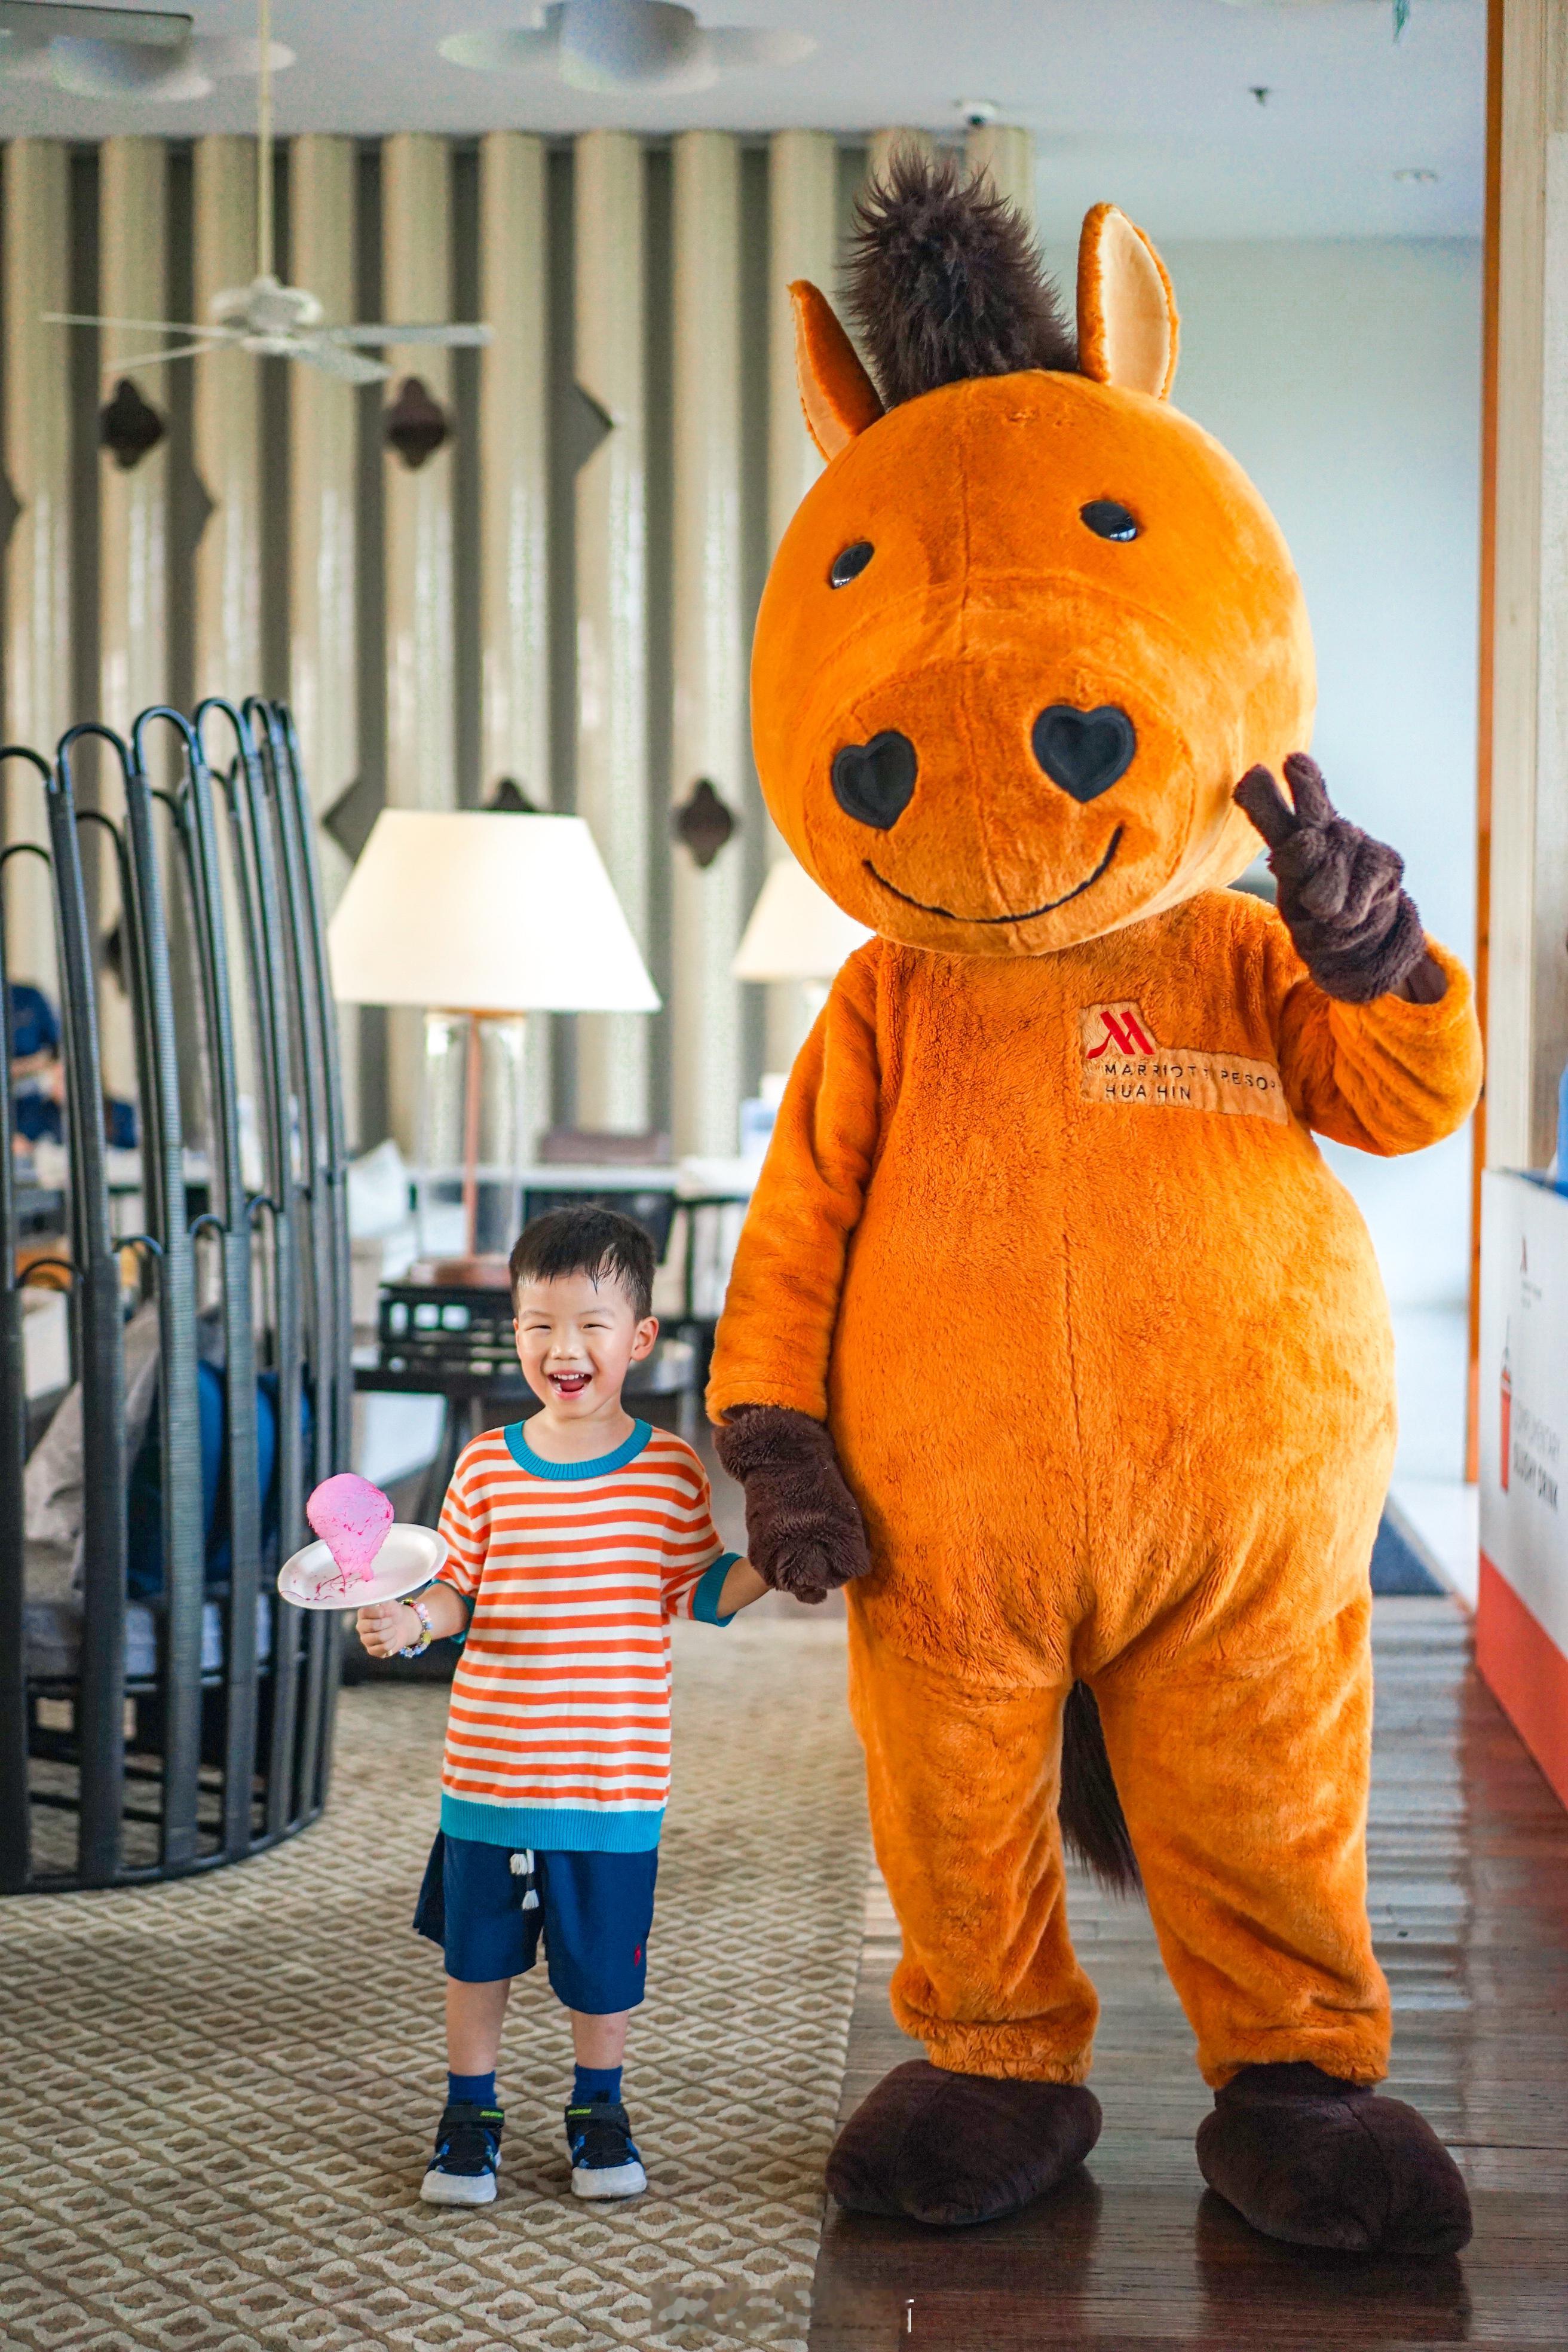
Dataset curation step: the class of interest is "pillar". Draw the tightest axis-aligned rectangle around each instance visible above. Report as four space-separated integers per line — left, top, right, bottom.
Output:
763 130 838 1074
192 136 262 702
289 135 359 840
381 133 456 1151
96 138 169 1097
868 127 936 186
1 140 72 985
670 131 745 1157
479 131 552 1155
99 137 170 741
289 134 361 1140
965 123 1035 225
574 130 648 1134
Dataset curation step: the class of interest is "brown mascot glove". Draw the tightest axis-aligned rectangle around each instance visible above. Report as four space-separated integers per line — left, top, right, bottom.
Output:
713 1405 871 1606
1234 753 1443 1004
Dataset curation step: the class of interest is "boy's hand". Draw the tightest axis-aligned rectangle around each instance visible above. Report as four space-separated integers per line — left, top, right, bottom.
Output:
714 1405 870 1605
357 1600 418 1658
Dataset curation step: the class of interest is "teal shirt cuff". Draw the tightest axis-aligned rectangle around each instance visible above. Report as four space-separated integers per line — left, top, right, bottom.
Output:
690 1553 742 1624
433 1578 475 1649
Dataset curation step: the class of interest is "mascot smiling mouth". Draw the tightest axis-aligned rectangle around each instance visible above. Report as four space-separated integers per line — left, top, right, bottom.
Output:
865 826 1123 924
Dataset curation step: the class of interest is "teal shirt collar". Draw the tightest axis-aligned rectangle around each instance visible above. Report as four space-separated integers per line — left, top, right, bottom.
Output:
504 1418 653 1481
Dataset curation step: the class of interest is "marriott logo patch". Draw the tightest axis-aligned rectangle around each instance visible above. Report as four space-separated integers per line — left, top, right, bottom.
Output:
1079 1000 1287 1123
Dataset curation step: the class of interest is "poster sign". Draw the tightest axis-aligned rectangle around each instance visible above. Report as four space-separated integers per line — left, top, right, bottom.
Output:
1478 1170 1568 1810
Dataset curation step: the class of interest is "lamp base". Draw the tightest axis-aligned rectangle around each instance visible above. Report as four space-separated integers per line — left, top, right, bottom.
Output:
414 1254 513 1291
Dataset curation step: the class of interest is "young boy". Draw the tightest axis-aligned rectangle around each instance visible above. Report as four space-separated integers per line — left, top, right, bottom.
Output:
357 1205 766 2207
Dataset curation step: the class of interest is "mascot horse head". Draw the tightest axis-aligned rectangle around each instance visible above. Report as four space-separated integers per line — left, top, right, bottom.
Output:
752 152 1316 957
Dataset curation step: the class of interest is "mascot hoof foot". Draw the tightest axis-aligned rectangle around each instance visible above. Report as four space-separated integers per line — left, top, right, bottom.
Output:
826 2059 1101 2226
1196 2062 1472 2255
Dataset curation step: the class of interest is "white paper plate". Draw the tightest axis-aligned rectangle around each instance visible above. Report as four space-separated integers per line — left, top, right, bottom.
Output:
276 1524 447 1613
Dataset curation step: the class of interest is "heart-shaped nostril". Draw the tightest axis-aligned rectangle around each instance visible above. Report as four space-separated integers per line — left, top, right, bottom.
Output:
1031 704 1137 803
831 730 918 831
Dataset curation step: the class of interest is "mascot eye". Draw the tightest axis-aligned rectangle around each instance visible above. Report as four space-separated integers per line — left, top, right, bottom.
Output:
1080 500 1140 543
829 540 875 587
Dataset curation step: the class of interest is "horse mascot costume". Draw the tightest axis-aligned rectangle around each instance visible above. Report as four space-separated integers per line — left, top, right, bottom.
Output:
708 156 1482 2257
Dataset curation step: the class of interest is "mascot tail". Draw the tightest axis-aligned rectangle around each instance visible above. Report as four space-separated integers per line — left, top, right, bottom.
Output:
1059 1682 1142 1894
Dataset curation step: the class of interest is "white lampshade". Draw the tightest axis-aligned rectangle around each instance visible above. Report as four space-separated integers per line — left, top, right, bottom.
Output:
731 857 872 982
328 810 660 1013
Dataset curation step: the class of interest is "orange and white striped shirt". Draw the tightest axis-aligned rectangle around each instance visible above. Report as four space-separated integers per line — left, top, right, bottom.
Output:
433 1419 739 1852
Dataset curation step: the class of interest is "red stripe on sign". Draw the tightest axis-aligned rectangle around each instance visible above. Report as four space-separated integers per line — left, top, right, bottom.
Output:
1477 1551 1568 1812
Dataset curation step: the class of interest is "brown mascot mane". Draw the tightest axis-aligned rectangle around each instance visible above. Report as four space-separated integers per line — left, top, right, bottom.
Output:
846 149 1078 406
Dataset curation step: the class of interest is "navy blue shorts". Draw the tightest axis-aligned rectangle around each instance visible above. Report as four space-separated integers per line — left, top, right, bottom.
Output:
413 1831 657 2013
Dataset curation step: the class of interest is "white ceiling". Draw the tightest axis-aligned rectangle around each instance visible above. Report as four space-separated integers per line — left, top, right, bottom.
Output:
0 0 1486 241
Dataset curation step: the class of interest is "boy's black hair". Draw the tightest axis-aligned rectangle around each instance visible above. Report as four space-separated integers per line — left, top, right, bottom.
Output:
509 1204 656 1323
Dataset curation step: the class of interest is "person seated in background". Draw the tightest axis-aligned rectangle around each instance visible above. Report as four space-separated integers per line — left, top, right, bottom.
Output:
8 981 64 1150
356 1205 768 2209
8 978 137 1153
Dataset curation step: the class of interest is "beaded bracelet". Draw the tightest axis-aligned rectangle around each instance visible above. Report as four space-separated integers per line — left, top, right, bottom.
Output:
397 1595 435 1658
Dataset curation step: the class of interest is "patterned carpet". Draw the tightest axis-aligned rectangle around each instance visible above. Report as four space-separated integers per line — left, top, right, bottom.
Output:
0 1618 868 2352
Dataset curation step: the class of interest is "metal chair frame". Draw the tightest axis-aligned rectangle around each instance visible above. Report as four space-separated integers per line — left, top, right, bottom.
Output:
0 700 350 1892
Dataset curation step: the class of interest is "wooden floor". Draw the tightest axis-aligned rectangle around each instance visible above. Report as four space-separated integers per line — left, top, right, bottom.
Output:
807 1600 1568 2350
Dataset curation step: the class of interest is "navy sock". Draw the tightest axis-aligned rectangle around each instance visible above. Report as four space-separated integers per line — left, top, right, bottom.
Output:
572 2063 622 2108
448 2070 497 2109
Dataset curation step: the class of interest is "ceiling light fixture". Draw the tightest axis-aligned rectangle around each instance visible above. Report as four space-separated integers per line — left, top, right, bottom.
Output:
440 0 814 94
0 0 289 97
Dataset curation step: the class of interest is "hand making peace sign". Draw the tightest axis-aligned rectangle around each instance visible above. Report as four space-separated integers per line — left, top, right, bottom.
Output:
1234 753 1444 1005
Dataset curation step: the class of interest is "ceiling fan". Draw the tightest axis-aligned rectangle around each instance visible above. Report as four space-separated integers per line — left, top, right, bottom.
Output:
440 0 814 94
43 0 491 384
0 0 283 98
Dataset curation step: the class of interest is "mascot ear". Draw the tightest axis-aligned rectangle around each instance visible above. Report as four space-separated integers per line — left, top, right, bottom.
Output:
1076 203 1179 400
790 280 885 460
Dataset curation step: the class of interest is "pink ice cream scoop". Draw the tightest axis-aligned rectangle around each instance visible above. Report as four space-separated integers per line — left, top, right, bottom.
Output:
307 1474 394 1585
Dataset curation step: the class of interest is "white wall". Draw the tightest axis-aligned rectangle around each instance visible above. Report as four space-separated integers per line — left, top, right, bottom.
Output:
1046 237 1484 1472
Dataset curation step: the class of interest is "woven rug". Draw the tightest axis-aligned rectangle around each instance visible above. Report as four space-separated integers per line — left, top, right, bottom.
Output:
0 1618 867 2352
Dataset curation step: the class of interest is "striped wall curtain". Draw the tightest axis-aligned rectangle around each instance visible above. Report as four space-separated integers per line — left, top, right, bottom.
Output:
0 127 1032 1162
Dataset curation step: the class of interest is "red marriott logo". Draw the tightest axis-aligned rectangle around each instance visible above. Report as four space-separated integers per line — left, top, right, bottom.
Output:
1079 997 1288 1125
1084 1005 1155 1061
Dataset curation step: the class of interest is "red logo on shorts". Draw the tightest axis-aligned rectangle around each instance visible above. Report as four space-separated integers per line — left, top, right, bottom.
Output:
633 1944 643 1964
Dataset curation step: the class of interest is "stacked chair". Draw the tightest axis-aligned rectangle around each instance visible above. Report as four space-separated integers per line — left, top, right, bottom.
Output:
0 702 351 1891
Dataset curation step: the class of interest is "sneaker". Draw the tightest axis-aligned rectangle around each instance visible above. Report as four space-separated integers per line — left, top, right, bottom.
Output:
420 2100 504 2206
565 2099 647 2199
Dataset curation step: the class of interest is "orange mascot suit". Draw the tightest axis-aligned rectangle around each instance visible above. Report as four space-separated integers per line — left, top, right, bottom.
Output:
708 160 1481 2256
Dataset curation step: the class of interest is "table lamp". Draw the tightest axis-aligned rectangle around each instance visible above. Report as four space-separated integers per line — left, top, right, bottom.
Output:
329 810 659 1282
733 856 872 1082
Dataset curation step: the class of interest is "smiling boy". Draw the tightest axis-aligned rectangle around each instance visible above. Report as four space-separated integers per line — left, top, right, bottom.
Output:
357 1205 765 2206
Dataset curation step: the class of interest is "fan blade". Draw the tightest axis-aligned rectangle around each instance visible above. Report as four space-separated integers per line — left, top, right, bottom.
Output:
102 338 230 372
194 33 296 78
706 27 816 68
44 311 215 336
50 37 213 99
438 28 556 71
296 342 391 385
320 323 492 347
